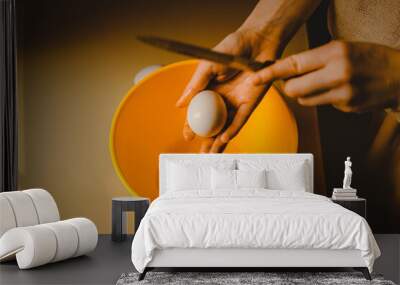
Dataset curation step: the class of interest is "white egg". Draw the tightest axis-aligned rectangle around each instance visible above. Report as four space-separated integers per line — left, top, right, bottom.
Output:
187 90 227 137
133 64 162 84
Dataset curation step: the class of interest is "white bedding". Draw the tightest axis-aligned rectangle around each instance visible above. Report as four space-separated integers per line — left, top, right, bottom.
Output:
131 190 380 273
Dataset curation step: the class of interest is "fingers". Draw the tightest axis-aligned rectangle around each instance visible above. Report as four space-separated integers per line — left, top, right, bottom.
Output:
298 83 380 113
207 103 258 153
183 120 195 141
283 61 348 97
199 138 214 153
176 62 214 108
209 136 227 153
249 43 335 86
220 103 255 144
186 128 226 153
297 84 353 107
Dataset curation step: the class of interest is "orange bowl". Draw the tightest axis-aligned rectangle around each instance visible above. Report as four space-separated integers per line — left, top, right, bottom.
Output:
110 60 298 199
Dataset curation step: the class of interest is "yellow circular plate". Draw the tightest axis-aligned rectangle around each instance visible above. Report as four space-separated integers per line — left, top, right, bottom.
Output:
110 60 298 200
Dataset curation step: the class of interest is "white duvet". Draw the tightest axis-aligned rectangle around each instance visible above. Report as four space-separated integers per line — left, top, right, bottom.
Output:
131 190 380 273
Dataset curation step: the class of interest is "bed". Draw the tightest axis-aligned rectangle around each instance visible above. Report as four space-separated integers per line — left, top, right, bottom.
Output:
131 154 380 281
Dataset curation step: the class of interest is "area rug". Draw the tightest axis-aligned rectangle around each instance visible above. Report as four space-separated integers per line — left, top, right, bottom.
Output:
116 272 396 285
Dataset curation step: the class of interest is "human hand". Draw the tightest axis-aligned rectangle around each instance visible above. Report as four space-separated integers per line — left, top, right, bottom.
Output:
249 40 400 113
176 29 280 153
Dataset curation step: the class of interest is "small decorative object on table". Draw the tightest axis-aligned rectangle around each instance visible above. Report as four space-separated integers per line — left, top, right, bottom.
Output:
332 157 358 200
112 197 150 242
331 157 366 219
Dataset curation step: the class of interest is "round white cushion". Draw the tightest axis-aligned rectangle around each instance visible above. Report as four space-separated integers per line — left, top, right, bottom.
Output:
0 196 17 237
42 221 79 262
0 189 60 239
23 189 60 224
0 218 98 269
0 192 39 227
64 218 98 257
0 226 57 269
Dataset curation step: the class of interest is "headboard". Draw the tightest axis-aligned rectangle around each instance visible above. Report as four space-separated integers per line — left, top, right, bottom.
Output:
159 153 314 195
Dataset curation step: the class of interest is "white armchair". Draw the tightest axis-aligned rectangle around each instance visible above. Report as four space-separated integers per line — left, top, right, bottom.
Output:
0 189 97 269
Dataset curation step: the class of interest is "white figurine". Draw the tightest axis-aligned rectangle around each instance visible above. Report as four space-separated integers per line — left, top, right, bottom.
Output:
343 157 353 189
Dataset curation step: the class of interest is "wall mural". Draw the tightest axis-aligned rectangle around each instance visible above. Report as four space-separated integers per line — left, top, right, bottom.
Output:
109 60 298 200
110 58 400 234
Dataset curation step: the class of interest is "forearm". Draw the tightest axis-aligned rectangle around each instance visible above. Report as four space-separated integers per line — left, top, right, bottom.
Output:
238 0 321 54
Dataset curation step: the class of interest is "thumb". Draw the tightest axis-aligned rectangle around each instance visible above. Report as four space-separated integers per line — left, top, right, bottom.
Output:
176 62 214 108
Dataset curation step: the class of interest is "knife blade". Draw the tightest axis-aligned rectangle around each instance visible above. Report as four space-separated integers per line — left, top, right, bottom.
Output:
137 35 275 71
137 35 285 96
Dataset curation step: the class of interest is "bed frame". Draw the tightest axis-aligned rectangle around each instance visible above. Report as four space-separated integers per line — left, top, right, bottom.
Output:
139 154 371 280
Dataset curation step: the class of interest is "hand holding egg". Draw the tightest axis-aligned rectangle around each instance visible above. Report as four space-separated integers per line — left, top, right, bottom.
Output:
187 90 227 137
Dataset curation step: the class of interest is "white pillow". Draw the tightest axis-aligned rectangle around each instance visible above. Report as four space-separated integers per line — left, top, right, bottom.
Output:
166 159 235 191
237 169 267 189
266 164 307 191
211 168 236 189
167 163 210 191
211 169 267 190
238 159 309 192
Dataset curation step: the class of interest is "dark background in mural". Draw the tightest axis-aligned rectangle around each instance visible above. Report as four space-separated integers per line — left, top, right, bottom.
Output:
16 0 399 233
307 1 399 233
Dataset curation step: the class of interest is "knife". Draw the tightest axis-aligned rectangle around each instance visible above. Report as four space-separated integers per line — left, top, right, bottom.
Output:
137 35 284 95
137 35 275 71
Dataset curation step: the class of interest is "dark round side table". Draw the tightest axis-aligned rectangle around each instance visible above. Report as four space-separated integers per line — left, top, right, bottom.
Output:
112 197 150 242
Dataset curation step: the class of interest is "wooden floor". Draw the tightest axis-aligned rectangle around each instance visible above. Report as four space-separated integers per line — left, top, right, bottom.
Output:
0 234 398 284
